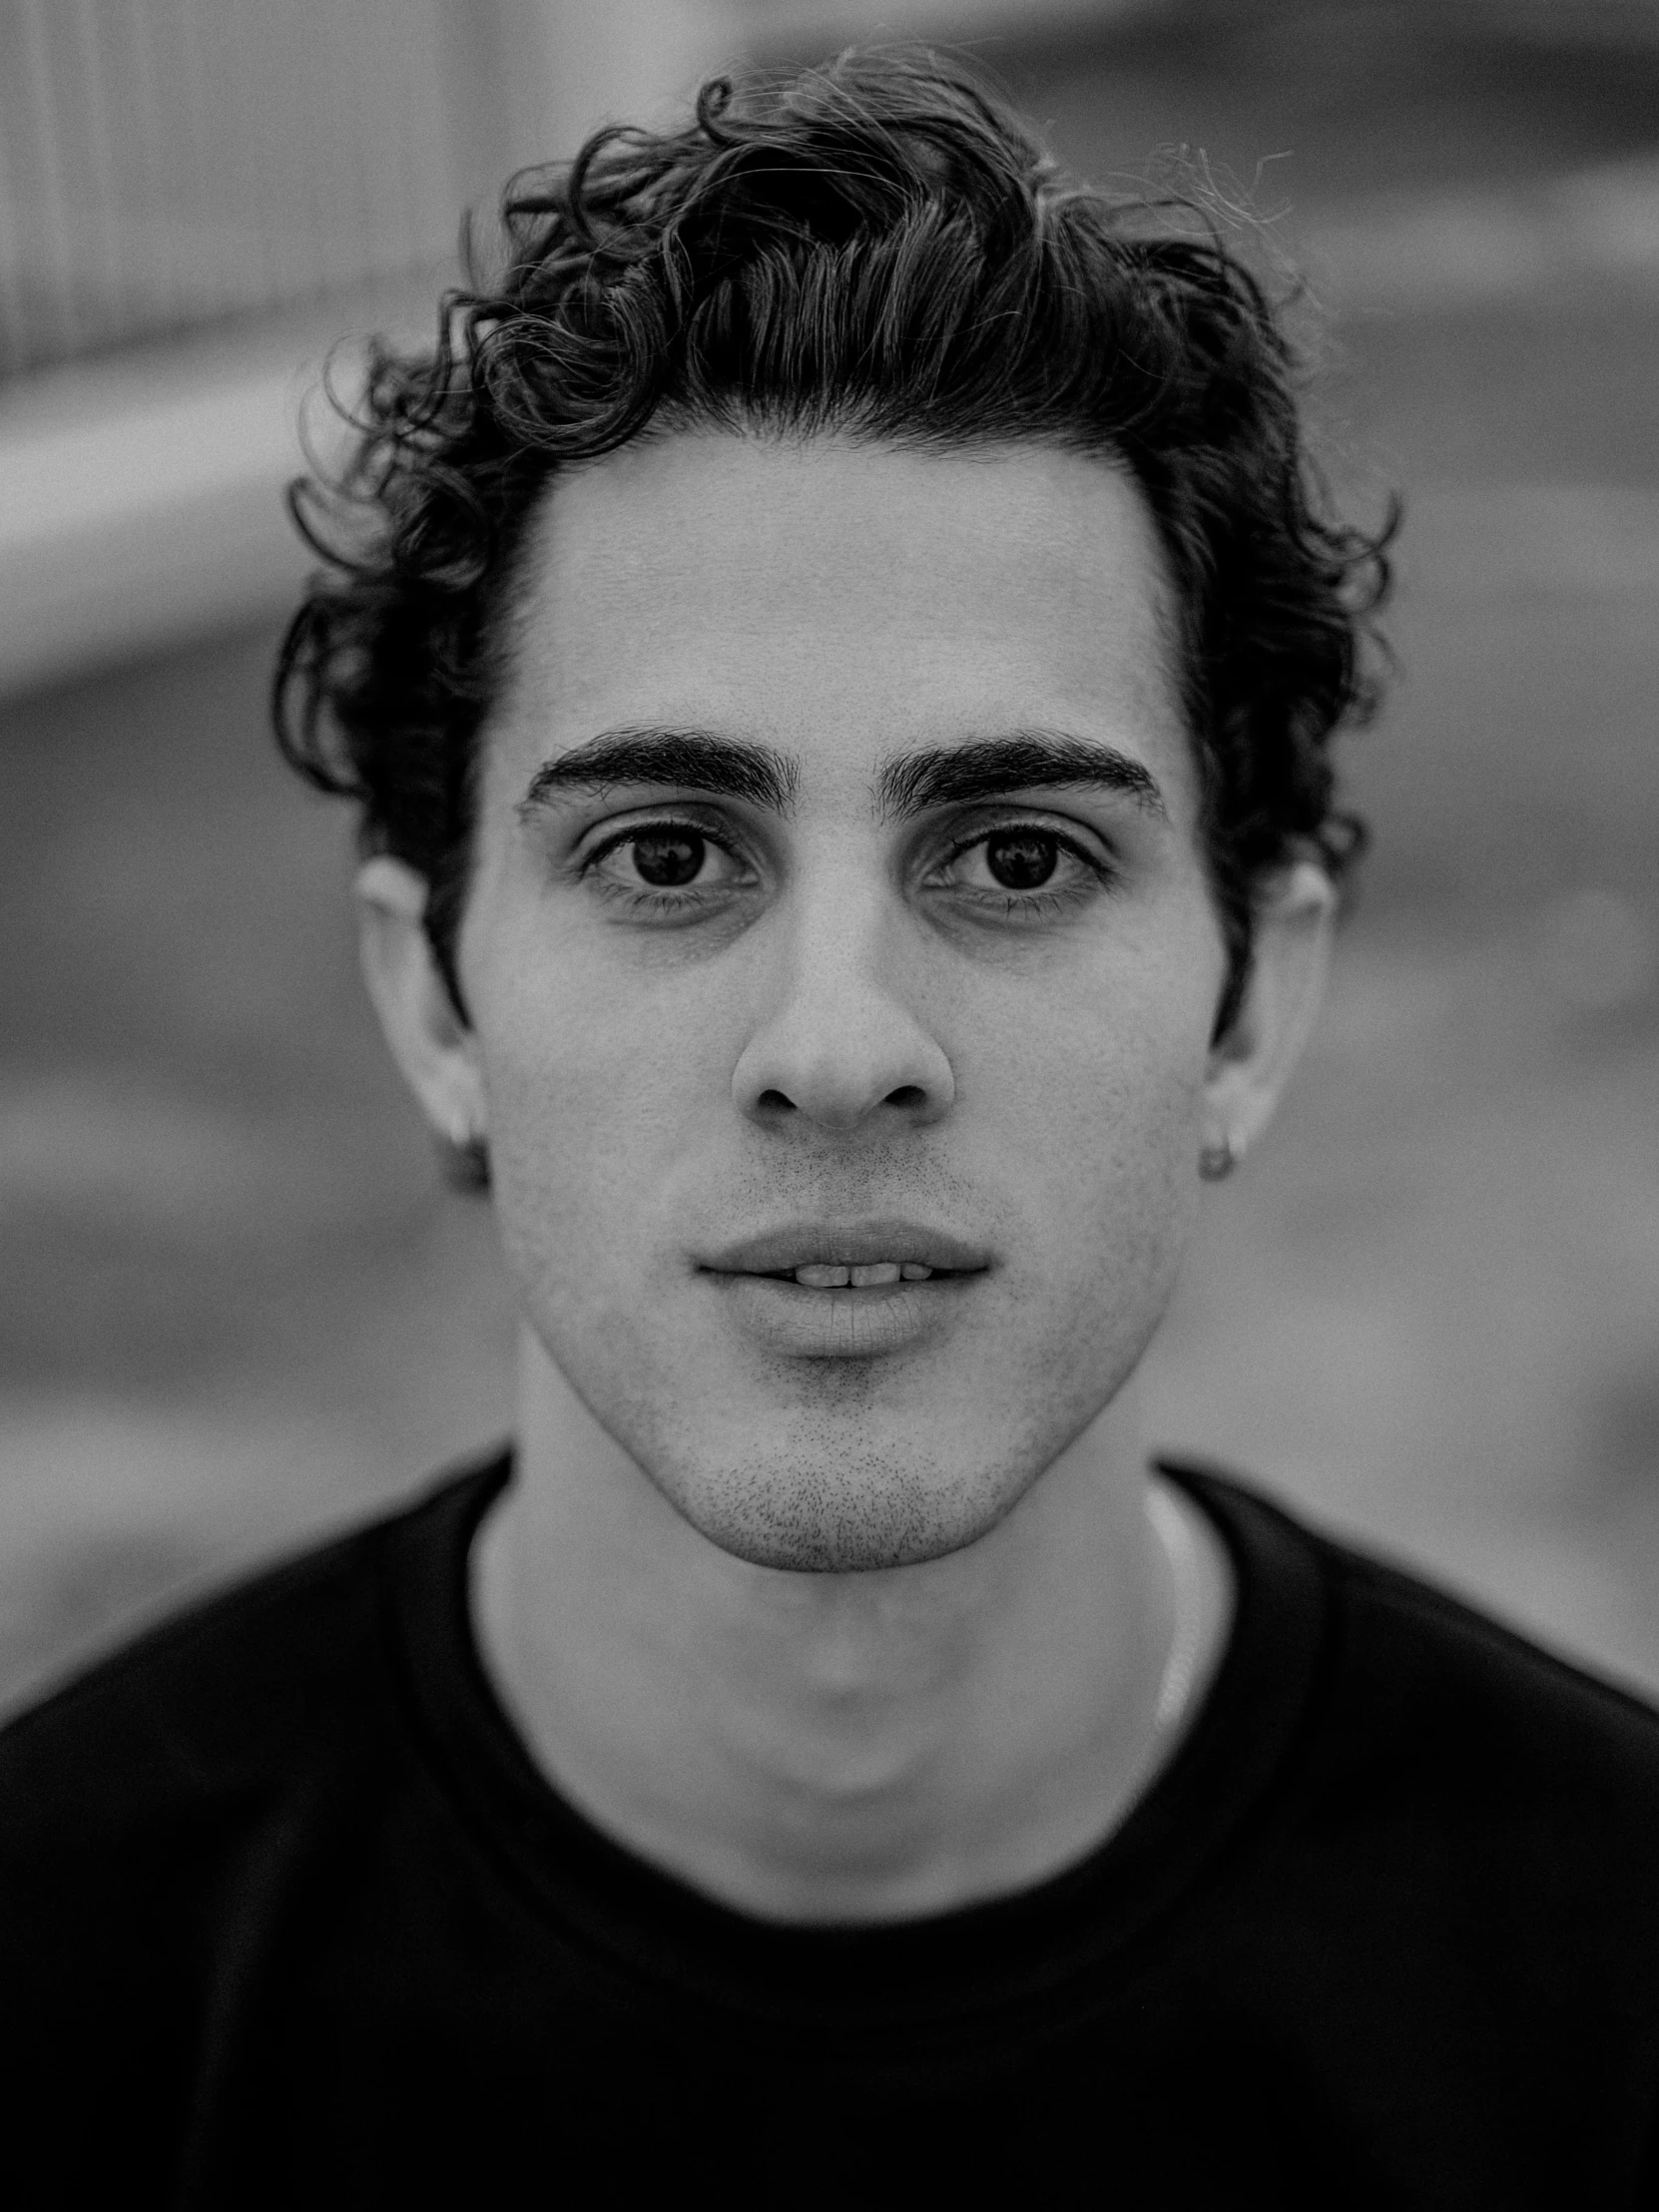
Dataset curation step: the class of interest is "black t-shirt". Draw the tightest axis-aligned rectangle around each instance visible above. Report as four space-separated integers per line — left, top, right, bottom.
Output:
4 1452 1659 2208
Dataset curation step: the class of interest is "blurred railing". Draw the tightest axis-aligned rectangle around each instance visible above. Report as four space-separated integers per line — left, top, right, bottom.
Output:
0 0 464 377
0 0 745 699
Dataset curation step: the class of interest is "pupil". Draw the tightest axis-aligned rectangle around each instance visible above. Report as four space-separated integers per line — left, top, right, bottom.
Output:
985 830 1057 891
634 830 704 887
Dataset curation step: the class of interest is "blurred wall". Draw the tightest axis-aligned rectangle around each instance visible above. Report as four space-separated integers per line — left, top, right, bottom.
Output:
743 0 1162 45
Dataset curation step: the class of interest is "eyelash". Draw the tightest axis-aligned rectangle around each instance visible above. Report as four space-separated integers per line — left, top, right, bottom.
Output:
577 816 1116 920
579 818 756 916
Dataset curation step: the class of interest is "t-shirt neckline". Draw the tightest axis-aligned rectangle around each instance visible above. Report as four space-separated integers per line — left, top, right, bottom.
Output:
382 1448 1333 2039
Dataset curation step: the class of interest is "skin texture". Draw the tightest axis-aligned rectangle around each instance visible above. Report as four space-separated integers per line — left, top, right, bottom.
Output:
359 430 1334 1919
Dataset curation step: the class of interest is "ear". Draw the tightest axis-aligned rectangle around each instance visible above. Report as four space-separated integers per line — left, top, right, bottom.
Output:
1201 859 1336 1167
355 856 487 1153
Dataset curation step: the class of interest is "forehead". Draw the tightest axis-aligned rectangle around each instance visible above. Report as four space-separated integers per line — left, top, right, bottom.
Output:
493 431 1192 812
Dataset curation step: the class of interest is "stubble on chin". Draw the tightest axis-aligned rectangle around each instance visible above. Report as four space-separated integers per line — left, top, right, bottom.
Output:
646 1420 1019 1574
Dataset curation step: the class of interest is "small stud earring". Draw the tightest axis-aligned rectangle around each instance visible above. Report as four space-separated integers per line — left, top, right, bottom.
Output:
1199 1134 1238 1182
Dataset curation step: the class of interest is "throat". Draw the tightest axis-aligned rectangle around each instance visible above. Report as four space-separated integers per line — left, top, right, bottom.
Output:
470 1441 1231 1926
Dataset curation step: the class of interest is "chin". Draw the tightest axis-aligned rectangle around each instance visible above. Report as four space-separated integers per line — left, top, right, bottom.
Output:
661 1456 1020 1575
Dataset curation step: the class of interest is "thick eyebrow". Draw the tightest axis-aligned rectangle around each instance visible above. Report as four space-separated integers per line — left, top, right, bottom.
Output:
518 723 1165 827
876 732 1168 823
519 726 799 816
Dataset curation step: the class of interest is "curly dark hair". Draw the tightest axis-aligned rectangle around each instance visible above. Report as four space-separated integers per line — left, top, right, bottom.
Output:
274 47 1393 1041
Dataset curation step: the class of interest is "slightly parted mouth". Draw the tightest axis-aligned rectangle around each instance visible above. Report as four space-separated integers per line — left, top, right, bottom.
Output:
698 1219 994 1281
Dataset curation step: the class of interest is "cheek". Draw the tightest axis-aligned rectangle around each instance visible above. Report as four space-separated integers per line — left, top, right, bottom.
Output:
977 894 1219 1151
468 910 731 1245
1033 1024 1205 1292
968 911 1216 1292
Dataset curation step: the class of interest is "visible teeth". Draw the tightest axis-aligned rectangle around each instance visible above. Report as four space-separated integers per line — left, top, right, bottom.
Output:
789 1261 932 1288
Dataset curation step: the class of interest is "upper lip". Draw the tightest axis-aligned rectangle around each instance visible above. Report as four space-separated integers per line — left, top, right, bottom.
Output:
699 1219 994 1275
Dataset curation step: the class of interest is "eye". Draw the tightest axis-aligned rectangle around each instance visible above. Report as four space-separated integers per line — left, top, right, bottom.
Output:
933 822 1109 910
580 818 753 909
628 828 707 886
977 829 1060 891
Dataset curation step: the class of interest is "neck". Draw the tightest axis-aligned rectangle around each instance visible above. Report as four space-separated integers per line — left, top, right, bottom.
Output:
472 1325 1231 1924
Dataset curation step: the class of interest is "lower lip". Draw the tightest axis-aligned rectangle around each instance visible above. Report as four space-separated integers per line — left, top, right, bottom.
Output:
704 1272 982 1359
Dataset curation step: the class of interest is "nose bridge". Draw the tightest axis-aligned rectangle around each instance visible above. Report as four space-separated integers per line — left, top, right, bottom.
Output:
791 847 891 1013
732 846 953 1131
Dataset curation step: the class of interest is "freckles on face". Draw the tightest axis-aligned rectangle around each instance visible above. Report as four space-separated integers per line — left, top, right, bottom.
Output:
455 430 1227 1568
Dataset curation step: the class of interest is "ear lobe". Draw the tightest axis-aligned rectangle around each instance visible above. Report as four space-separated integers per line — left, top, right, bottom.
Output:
1201 859 1336 1166
355 855 487 1153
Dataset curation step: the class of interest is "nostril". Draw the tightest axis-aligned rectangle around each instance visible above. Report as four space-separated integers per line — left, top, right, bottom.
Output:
757 1089 797 1113
884 1085 930 1109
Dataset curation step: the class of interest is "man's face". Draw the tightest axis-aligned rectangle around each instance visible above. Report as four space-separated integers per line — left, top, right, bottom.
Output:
457 431 1228 1571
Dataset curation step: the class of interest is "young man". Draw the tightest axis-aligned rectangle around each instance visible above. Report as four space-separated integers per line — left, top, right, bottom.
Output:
5 52 1658 2205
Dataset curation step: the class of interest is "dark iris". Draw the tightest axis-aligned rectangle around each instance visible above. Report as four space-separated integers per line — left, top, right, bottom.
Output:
984 830 1058 890
632 830 705 886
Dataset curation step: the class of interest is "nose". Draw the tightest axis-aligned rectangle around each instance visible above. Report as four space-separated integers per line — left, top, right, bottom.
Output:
732 879 955 1135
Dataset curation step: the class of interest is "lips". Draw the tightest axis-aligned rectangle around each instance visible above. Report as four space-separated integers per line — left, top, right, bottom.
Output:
699 1219 993 1279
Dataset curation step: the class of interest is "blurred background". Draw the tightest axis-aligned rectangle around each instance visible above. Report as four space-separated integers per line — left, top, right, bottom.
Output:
3 0 1658 1711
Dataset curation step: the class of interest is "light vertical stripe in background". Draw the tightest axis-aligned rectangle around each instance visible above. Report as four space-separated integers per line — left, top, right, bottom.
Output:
0 0 465 377
11 0 81 362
